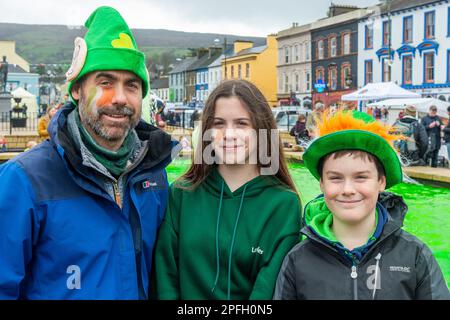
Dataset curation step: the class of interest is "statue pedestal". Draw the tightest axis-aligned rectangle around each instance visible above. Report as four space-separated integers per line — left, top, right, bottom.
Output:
0 92 12 115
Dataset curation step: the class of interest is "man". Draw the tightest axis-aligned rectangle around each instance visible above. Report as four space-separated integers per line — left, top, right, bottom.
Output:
393 105 428 166
444 106 450 163
0 6 179 299
421 105 443 167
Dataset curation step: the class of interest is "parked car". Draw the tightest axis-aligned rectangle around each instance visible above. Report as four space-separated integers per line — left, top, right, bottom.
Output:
272 106 310 131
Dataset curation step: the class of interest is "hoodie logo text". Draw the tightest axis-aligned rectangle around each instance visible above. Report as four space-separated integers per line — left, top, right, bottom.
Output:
252 246 264 255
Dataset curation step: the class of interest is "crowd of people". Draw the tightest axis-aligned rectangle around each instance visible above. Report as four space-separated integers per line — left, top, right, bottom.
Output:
392 105 450 168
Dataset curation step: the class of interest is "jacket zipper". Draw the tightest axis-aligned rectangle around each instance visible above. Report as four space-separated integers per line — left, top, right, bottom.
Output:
113 182 122 208
351 264 358 300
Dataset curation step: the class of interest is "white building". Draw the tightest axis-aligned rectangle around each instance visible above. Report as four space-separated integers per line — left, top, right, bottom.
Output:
208 54 223 96
358 0 450 101
276 23 313 107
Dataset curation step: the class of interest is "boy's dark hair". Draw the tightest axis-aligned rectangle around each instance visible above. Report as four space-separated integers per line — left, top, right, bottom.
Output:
447 106 450 113
318 150 386 180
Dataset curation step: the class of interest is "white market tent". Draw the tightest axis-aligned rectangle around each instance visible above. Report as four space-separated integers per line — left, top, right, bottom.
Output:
368 98 449 121
10 87 39 113
341 82 421 101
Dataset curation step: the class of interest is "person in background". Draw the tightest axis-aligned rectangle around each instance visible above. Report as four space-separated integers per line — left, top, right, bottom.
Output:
0 135 7 152
290 114 309 145
421 105 444 167
443 106 450 164
306 103 324 139
37 106 58 140
393 106 428 166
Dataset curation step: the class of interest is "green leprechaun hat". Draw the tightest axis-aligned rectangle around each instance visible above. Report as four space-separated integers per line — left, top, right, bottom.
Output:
303 110 403 189
66 6 149 101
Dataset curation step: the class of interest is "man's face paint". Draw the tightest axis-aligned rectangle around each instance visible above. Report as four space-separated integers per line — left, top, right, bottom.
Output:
79 85 139 143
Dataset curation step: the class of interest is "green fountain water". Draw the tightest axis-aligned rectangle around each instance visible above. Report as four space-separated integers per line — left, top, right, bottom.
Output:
166 159 450 286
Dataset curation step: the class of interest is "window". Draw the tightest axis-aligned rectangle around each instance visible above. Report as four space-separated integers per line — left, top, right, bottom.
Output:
231 65 234 78
329 66 337 90
425 11 435 39
342 33 351 55
295 73 299 92
245 63 250 78
403 55 413 85
306 71 311 92
285 47 290 64
403 16 413 43
365 60 373 84
238 64 242 79
424 53 435 83
382 58 391 82
365 25 373 49
383 20 391 46
305 42 310 61
341 64 351 89
284 74 290 93
196 73 200 84
316 67 325 84
225 66 228 79
330 36 337 57
318 39 324 59
295 45 299 62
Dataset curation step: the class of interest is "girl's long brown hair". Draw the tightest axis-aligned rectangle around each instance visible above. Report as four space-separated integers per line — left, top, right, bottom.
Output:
178 79 297 194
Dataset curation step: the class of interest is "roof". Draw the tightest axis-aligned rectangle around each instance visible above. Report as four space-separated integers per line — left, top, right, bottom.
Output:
311 8 372 30
379 0 441 14
168 57 196 74
277 23 312 39
150 77 169 89
187 50 223 72
228 45 266 59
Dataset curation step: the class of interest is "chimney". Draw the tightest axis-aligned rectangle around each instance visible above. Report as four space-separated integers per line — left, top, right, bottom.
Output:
208 46 222 58
197 48 208 58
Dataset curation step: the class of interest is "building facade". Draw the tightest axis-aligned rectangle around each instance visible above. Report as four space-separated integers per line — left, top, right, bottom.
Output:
311 7 371 108
168 57 196 103
358 0 450 101
223 36 278 106
276 23 313 107
150 77 169 102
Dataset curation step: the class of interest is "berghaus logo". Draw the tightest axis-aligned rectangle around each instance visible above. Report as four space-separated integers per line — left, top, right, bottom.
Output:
142 180 157 189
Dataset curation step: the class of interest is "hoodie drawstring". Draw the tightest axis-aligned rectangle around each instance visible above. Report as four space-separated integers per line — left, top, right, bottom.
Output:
211 180 225 293
227 184 248 300
372 253 382 300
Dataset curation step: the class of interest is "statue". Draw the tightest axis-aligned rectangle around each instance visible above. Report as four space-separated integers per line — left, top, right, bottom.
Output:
0 56 9 93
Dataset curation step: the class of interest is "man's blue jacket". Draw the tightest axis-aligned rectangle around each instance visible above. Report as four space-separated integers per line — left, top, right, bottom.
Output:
0 105 178 299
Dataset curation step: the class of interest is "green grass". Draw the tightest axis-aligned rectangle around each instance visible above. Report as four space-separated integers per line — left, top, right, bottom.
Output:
166 159 450 286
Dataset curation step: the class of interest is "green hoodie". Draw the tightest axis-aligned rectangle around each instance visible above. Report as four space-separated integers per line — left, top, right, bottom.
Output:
155 168 302 300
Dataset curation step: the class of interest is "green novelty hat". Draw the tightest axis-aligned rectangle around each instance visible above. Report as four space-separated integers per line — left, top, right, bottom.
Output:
66 6 149 101
303 110 403 189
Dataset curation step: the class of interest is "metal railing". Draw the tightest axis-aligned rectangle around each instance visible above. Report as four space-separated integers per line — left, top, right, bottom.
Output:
0 112 40 135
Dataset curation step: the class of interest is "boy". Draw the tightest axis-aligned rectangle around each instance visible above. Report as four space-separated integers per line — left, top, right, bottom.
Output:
274 110 449 300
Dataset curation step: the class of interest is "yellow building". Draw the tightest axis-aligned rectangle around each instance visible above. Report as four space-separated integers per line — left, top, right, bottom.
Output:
222 35 278 106
0 40 30 72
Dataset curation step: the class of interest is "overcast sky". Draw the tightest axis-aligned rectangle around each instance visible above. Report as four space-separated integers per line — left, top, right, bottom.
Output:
1 0 380 37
